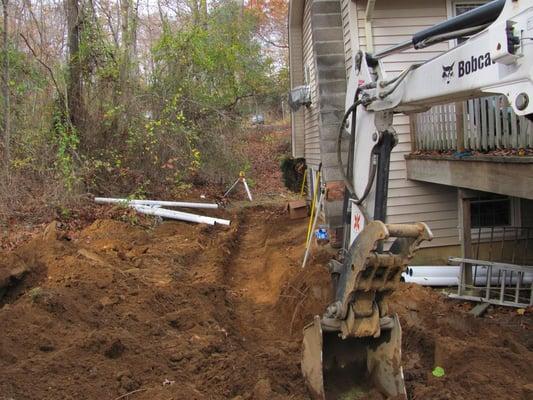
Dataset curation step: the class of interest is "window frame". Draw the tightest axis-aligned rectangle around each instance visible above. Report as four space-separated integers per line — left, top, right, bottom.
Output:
470 196 515 228
468 196 521 242
446 0 490 47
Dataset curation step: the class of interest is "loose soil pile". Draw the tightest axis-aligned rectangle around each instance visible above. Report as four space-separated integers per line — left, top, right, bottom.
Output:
0 207 309 400
1 206 532 400
281 254 533 400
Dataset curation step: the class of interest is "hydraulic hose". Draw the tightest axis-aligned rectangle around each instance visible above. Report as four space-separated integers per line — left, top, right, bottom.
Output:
336 99 377 205
337 101 359 196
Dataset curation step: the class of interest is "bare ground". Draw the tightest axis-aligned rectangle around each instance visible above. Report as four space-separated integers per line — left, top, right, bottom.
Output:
0 205 532 400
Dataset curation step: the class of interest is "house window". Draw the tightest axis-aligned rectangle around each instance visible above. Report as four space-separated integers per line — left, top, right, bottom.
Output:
470 195 513 228
452 1 489 43
454 2 487 16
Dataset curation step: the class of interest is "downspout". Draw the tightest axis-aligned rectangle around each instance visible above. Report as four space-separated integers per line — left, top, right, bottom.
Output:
365 0 376 53
288 0 305 158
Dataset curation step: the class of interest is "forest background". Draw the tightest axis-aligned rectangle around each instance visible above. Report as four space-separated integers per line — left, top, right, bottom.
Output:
0 0 289 220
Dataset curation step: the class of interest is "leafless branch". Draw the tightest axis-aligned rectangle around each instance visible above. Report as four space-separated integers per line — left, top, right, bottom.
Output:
96 0 119 47
256 32 288 49
22 0 45 49
20 32 64 102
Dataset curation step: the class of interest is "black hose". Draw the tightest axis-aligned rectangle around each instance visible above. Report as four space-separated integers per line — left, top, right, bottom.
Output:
337 101 359 196
336 99 377 206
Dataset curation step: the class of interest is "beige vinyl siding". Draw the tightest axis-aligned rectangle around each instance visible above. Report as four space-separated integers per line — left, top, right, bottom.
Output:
353 0 459 247
303 0 321 167
341 0 359 78
288 0 306 158
341 0 352 77
291 114 305 159
289 11 305 158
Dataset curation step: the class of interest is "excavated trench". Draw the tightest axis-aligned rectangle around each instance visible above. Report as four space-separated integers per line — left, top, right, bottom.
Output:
0 207 312 400
0 206 532 400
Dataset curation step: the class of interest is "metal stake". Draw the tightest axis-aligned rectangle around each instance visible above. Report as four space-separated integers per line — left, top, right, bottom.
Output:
224 171 253 202
302 186 326 269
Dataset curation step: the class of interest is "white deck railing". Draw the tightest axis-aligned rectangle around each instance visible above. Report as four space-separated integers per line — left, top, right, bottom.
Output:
413 95 533 152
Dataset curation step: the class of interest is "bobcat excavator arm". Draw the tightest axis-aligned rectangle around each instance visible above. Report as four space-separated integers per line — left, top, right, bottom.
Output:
301 0 533 398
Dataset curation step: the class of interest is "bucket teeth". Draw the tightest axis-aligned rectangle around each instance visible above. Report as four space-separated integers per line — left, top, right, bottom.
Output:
301 316 325 400
301 223 432 399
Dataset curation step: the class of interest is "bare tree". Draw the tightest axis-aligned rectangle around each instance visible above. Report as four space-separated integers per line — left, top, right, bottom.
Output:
65 0 83 128
1 0 10 176
199 0 206 25
97 0 120 47
117 0 138 133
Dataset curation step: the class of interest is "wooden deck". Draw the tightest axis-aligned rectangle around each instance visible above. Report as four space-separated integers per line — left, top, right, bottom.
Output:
412 95 533 152
405 155 533 200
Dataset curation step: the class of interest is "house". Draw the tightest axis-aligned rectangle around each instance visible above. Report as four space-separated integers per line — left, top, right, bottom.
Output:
288 0 533 266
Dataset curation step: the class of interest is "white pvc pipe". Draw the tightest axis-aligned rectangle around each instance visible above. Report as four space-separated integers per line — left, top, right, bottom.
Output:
407 266 461 277
95 197 219 209
134 205 230 226
471 272 533 286
402 274 459 286
404 266 533 286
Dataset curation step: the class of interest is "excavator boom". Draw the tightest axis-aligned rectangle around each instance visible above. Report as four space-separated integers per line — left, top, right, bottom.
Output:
301 0 533 398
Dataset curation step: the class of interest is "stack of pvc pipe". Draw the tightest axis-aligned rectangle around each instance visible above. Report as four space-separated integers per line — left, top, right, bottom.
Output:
402 266 459 286
402 266 533 287
94 197 230 226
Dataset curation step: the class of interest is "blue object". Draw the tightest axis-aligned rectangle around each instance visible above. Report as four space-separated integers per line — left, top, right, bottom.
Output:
315 228 329 240
452 150 472 158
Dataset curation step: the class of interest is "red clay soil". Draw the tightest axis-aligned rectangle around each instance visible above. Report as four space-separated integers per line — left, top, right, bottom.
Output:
281 262 533 400
1 206 532 400
390 285 533 400
0 207 309 400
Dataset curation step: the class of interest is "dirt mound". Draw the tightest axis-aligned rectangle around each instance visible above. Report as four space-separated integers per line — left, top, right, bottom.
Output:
0 207 311 400
1 213 237 399
1 206 532 400
390 284 533 400
278 256 533 400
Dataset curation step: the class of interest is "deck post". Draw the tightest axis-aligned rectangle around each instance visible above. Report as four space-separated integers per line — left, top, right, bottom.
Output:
455 102 465 152
409 115 417 152
458 189 473 293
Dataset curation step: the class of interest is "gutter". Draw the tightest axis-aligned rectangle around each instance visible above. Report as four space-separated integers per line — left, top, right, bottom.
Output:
365 0 376 53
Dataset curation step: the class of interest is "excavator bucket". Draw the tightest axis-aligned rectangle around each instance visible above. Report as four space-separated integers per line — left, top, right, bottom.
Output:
301 316 325 399
302 314 406 400
302 221 432 399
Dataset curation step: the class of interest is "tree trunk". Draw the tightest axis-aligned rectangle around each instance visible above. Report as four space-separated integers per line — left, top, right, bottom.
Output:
188 0 200 26
117 0 138 134
199 0 207 26
1 0 10 176
65 0 82 129
120 0 139 80
132 0 139 64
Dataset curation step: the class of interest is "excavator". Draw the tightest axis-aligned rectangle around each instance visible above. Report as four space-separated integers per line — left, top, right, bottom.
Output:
300 0 533 398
